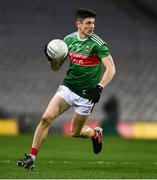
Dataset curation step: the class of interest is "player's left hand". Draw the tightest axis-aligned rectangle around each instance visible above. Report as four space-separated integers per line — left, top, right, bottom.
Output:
86 85 103 103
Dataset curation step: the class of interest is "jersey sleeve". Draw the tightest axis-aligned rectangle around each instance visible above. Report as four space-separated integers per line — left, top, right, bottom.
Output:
63 36 71 46
97 43 110 59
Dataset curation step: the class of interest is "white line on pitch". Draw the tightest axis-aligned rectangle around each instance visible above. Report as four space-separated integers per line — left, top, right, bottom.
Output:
0 160 10 163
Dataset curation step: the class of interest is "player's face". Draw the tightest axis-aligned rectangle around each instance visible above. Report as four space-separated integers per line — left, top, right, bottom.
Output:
77 17 95 37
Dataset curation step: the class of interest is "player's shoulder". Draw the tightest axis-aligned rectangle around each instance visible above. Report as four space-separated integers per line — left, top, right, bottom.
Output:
90 32 108 47
64 32 77 41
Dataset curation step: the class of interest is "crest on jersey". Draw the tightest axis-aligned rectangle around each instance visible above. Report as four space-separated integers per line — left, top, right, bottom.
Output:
85 45 90 52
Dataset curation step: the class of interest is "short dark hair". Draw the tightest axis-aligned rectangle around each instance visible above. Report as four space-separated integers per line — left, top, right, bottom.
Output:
76 8 96 19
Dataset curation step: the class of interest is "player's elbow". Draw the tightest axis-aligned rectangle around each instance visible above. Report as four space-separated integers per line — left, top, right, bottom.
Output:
107 65 116 78
111 66 116 77
51 66 60 71
49 62 61 71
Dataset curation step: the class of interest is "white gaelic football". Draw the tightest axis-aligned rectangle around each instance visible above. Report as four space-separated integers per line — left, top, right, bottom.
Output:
46 39 68 60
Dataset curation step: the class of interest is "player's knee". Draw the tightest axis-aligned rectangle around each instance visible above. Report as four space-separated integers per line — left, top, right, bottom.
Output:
41 114 52 126
71 130 80 137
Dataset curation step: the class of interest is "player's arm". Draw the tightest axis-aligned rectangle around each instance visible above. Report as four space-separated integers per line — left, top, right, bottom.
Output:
48 58 66 71
99 55 116 88
86 55 116 103
44 45 67 71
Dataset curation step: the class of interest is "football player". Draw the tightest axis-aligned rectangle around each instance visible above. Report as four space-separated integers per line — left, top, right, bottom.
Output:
17 8 116 170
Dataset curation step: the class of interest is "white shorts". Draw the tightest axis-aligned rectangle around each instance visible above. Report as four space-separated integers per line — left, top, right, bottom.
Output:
56 85 94 115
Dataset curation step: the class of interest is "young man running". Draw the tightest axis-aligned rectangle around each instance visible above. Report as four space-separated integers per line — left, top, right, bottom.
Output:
17 8 116 170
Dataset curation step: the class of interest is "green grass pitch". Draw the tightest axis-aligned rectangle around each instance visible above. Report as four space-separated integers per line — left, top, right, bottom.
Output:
0 134 157 179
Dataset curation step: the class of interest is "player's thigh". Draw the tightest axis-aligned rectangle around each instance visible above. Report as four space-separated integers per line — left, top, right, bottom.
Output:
71 112 89 136
43 94 70 121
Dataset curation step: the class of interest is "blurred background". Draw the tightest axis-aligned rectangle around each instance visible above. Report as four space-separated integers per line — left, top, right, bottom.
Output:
0 0 157 138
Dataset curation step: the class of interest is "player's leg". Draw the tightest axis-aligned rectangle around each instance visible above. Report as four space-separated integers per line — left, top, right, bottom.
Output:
71 111 103 154
32 94 70 150
71 112 94 138
17 94 70 169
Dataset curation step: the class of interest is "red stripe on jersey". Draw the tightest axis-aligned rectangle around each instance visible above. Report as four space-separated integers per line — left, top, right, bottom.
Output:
69 52 100 66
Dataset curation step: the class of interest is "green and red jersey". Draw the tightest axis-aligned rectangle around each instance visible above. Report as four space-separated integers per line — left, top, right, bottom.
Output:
63 32 110 99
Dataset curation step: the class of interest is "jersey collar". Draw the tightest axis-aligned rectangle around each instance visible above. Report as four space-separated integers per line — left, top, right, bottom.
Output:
77 32 89 41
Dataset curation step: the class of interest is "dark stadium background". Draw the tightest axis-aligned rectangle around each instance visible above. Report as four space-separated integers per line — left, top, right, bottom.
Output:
0 0 157 136
1 0 157 179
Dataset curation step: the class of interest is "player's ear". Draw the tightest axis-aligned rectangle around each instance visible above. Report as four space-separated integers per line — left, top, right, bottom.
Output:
76 20 80 28
76 18 83 28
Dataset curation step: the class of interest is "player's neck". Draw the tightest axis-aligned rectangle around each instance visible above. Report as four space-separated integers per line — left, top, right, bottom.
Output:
77 31 88 41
